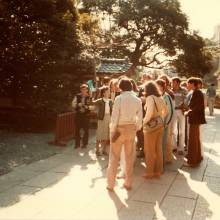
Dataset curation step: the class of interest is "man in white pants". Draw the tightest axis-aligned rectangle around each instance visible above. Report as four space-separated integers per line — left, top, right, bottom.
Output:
172 77 187 155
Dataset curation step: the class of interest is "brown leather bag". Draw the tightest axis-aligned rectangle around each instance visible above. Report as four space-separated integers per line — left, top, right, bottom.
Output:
111 130 121 143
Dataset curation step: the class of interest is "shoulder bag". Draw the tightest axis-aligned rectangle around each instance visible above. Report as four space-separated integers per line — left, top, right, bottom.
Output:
143 97 164 133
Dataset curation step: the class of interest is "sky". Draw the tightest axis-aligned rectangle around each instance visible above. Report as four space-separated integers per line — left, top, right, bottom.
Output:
179 0 220 38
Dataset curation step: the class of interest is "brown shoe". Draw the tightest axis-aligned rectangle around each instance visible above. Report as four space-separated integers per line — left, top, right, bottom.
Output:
102 151 108 156
96 151 101 156
178 150 184 156
142 174 154 179
106 186 114 192
123 184 132 191
172 149 177 153
154 173 161 178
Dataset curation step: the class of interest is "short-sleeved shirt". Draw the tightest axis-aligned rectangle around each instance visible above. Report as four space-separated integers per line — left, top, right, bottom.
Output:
173 87 187 108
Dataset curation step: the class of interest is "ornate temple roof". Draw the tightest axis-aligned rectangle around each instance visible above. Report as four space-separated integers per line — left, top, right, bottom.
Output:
96 58 133 75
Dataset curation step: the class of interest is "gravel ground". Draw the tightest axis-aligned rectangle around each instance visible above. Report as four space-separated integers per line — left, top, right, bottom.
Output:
0 130 64 175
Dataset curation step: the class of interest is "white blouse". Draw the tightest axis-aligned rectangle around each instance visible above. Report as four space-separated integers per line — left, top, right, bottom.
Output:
143 95 168 124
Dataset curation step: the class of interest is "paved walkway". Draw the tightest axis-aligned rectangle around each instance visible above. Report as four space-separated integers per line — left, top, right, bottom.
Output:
0 110 220 220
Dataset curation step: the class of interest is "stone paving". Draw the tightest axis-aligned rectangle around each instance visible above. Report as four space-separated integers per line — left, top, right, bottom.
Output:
0 110 220 220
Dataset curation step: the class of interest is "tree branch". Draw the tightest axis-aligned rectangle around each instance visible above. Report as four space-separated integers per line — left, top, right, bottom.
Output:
138 50 173 69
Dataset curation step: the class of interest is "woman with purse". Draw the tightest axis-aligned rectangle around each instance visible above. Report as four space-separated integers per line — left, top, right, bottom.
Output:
143 81 168 178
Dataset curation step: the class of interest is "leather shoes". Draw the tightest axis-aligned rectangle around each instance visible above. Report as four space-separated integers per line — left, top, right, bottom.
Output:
123 184 132 191
106 186 114 192
178 150 184 156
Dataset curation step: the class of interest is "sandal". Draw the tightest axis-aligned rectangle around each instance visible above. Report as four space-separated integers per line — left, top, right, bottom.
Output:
96 151 101 156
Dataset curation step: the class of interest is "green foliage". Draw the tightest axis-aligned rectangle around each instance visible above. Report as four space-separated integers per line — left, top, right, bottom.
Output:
82 0 212 76
173 33 213 77
0 0 94 118
83 0 188 65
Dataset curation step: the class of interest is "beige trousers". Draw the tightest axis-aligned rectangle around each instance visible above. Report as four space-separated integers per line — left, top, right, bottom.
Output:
107 124 136 188
144 127 164 176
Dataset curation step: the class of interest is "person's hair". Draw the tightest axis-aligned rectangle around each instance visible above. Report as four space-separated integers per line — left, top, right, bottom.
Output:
118 75 127 81
159 74 171 87
211 83 215 86
197 78 203 85
172 77 181 84
156 79 166 90
119 78 133 91
99 86 109 97
109 79 118 92
103 76 110 85
142 73 152 80
80 84 88 89
144 81 161 97
180 81 187 88
187 77 199 87
130 79 139 92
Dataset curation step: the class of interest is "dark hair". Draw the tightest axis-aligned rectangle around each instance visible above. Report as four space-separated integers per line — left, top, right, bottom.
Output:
197 78 203 85
159 74 171 87
103 76 110 85
142 73 152 80
119 78 133 91
118 75 127 81
144 81 161 97
156 79 166 90
180 81 187 88
99 86 109 97
130 79 139 92
109 78 118 92
172 77 181 84
211 83 215 86
187 77 199 87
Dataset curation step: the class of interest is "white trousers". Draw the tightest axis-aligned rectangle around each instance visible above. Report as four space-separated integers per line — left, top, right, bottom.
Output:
172 109 185 151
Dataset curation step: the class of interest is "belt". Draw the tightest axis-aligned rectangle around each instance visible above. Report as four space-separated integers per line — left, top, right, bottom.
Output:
175 107 183 110
118 124 136 128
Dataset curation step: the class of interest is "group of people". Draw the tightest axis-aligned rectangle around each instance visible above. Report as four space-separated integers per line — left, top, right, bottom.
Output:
72 73 215 191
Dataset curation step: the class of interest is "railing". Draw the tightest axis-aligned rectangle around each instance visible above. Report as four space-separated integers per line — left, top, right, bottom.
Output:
49 112 75 146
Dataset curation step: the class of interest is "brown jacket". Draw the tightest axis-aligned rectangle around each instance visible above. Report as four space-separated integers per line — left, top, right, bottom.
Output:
188 89 206 125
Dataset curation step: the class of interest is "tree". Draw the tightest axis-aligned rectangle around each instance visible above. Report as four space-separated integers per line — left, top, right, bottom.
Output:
82 0 212 76
0 0 94 116
172 33 213 77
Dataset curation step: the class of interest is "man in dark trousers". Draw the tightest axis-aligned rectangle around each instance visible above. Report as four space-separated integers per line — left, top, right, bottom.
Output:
72 84 91 148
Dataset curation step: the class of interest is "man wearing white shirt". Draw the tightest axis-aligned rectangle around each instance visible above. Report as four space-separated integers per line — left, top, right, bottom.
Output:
107 78 143 191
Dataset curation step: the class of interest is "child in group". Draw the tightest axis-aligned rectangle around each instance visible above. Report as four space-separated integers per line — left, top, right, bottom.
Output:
93 86 113 156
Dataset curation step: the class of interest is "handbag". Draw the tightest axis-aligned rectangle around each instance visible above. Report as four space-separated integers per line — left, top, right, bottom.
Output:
111 130 121 143
143 97 164 133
